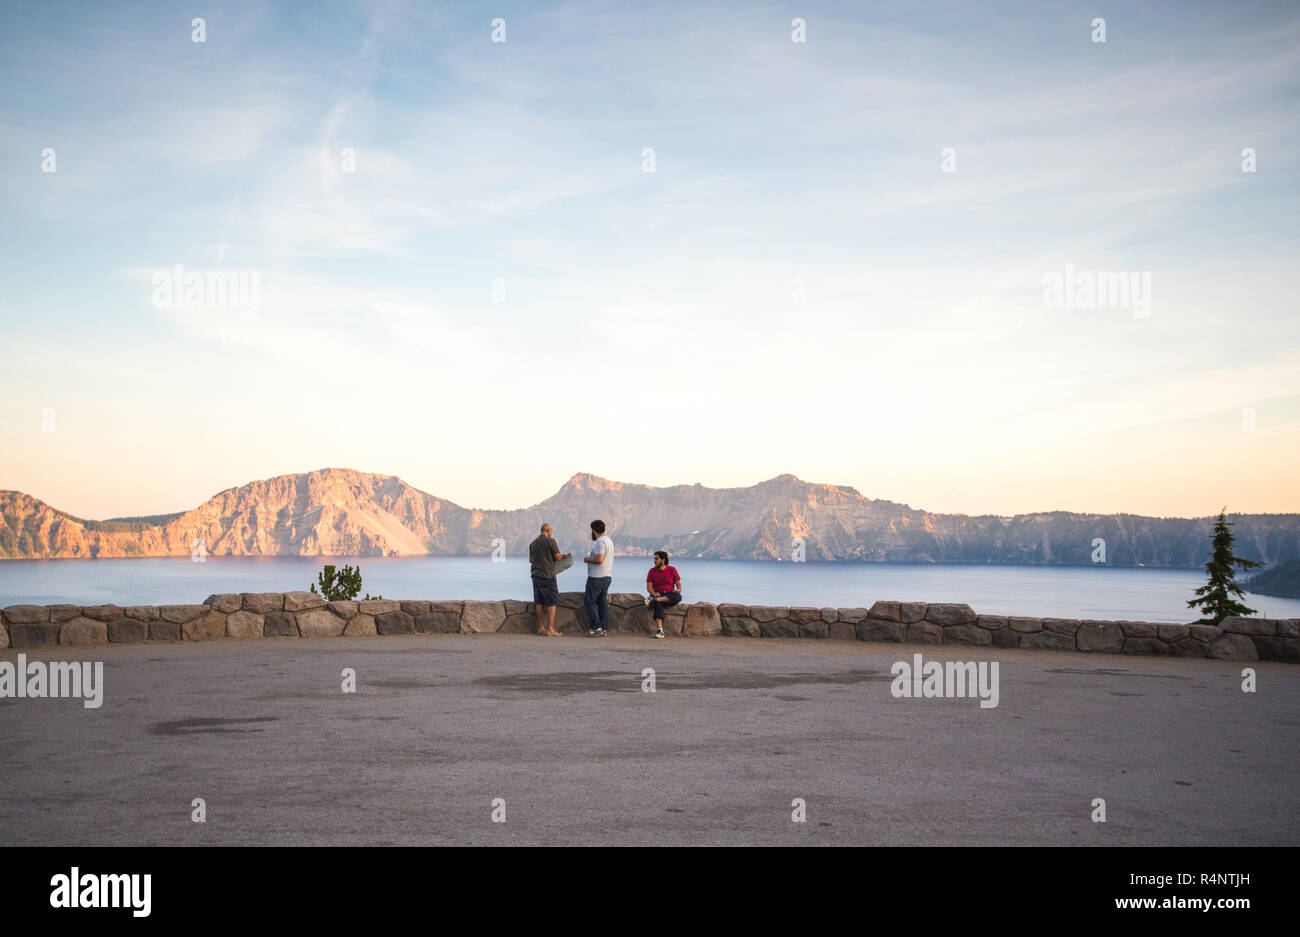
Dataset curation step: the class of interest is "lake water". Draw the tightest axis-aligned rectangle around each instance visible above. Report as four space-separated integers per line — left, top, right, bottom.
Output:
2 556 1298 623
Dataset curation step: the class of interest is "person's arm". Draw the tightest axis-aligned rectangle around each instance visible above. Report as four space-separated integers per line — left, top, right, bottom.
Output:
672 570 682 593
646 574 658 597
584 546 606 565
549 538 568 561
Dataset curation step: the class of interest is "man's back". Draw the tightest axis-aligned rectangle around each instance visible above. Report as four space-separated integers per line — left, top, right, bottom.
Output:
529 534 559 579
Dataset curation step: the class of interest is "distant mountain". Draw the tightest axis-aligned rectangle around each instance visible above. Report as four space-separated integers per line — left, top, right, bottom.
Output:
1245 558 1300 598
2 467 1299 567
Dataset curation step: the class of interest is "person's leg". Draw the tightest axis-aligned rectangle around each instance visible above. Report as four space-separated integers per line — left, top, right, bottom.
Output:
532 580 546 634
596 577 610 630
584 577 600 633
660 592 681 633
538 578 561 635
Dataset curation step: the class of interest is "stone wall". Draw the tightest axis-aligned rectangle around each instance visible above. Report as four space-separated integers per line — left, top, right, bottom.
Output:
1 593 1296 662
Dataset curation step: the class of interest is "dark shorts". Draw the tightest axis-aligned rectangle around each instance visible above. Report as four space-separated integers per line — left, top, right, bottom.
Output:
532 576 559 607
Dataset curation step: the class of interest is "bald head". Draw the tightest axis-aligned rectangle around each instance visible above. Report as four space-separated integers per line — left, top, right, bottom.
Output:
540 523 553 536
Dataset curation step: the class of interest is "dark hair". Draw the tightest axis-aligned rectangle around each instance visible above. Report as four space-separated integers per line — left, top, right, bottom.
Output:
590 519 606 534
654 551 669 564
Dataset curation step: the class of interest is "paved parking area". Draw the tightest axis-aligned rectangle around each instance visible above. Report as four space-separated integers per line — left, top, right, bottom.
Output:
1 635 1295 845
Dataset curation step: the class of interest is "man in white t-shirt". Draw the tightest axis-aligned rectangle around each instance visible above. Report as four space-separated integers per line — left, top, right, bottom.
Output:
582 519 615 635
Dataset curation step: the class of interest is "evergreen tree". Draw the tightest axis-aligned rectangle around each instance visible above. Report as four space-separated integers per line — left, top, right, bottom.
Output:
1187 507 1261 625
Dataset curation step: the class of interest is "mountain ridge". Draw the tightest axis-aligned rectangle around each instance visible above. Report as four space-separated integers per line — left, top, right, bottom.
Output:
3 467 1299 567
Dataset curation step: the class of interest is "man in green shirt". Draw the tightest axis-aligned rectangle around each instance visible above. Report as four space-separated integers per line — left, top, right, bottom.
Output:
529 523 569 636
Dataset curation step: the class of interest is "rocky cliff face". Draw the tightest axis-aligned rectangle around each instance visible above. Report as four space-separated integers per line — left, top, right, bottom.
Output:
2 468 1298 567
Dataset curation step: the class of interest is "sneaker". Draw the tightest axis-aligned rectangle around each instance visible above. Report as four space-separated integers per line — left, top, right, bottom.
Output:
587 628 599 637
654 629 665 639
598 628 607 636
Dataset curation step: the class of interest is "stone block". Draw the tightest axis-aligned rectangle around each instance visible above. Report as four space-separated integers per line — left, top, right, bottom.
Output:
204 594 243 613
284 591 326 612
759 619 799 639
462 601 506 634
1020 631 1076 651
375 610 415 635
1168 638 1208 658
108 619 149 643
1251 636 1300 663
416 602 463 634
8 621 60 647
925 603 977 627
82 604 124 621
1208 633 1258 661
1043 618 1081 635
242 593 285 614
1220 617 1276 636
225 611 264 639
1122 637 1168 656
1076 621 1123 653
160 605 208 624
1157 623 1190 642
263 611 297 637
4 605 49 624
149 620 181 641
721 615 759 637
867 601 900 622
296 608 346 637
345 613 377 637
683 603 722 636
944 625 992 646
857 620 904 643
1119 621 1160 638
59 617 108 645
184 611 227 641
899 602 927 623
905 623 943 644
991 629 1022 649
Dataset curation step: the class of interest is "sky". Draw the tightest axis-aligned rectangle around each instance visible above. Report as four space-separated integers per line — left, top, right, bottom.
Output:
1 0 1297 520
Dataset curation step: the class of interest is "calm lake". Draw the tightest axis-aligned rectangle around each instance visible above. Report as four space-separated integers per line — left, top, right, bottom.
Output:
2 556 1298 623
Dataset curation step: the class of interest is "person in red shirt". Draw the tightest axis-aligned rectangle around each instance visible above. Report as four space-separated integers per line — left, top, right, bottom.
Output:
645 551 682 639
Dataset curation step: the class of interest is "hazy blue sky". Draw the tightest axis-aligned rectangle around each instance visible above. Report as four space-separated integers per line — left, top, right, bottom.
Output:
1 0 1297 519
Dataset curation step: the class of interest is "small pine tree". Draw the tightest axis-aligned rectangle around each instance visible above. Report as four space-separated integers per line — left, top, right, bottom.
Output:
309 563 380 601
1187 507 1261 625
